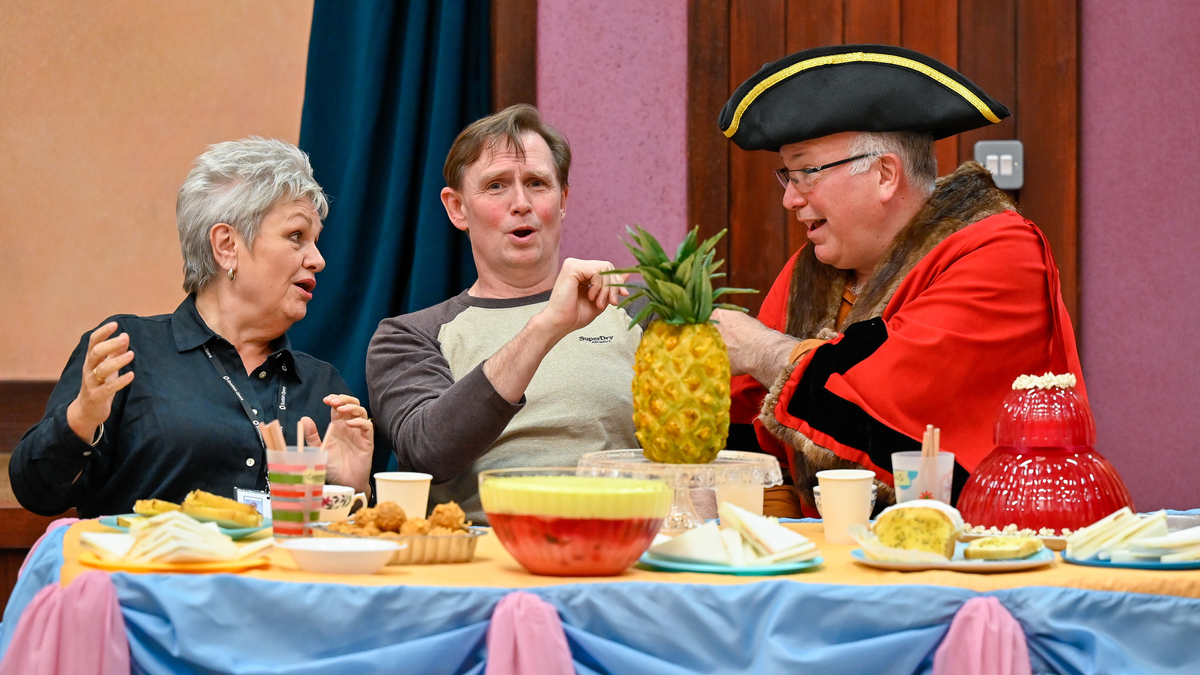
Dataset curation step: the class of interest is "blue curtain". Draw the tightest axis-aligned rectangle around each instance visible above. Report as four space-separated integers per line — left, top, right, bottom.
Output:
290 0 489 404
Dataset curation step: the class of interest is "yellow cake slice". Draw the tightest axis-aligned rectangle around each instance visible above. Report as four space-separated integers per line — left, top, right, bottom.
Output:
133 499 181 517
871 500 963 559
964 536 1044 560
181 490 263 528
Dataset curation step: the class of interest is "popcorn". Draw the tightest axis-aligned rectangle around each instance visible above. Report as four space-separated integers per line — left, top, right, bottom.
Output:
1012 372 1077 390
964 522 1068 537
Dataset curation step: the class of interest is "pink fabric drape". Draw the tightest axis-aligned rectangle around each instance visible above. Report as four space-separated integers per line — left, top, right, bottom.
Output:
933 596 1031 675
0 570 130 675
17 518 79 578
485 591 574 675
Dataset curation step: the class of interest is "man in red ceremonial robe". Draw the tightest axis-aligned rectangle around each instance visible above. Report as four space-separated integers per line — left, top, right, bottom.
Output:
713 45 1085 518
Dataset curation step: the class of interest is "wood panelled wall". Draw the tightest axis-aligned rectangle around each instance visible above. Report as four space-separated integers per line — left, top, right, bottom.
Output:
688 0 1079 320
491 0 538 110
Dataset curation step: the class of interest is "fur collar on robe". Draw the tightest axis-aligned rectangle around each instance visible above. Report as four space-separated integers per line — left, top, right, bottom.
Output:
761 161 1015 511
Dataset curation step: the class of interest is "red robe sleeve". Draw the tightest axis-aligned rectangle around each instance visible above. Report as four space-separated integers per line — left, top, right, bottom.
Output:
729 252 799 472
772 212 1084 485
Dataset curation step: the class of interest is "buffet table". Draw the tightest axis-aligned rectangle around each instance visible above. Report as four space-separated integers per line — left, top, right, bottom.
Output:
3 519 1200 674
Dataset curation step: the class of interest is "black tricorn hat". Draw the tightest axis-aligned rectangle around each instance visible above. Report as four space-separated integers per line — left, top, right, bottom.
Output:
719 44 1010 152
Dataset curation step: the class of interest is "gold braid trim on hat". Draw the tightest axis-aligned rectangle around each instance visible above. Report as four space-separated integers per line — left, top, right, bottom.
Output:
723 51 1004 138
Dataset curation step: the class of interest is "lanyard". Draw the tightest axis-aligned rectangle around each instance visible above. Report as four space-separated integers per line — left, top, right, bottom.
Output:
202 344 288 451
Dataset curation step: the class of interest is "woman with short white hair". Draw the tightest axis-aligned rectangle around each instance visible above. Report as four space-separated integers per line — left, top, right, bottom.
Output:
11 138 373 518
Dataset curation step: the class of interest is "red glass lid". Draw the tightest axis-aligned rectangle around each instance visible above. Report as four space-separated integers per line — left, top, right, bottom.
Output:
994 373 1094 447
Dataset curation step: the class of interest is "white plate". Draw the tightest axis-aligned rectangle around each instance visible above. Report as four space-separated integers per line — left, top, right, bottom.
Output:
850 542 1055 573
959 532 1067 552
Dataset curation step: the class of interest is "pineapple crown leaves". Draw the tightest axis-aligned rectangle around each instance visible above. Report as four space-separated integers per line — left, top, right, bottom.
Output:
603 225 757 328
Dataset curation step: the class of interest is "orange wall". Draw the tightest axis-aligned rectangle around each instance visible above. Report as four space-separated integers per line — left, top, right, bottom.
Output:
0 0 313 380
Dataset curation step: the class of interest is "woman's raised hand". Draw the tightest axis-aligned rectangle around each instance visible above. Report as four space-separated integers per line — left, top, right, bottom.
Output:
66 322 135 443
301 394 373 494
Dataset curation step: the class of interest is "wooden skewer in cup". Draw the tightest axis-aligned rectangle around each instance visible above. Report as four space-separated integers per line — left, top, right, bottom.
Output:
919 424 942 500
262 420 286 451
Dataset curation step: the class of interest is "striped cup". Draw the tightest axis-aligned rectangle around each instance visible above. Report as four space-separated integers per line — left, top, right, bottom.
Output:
267 448 328 538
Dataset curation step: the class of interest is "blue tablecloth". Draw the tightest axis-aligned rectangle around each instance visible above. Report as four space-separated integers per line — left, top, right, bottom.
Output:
4 526 1200 675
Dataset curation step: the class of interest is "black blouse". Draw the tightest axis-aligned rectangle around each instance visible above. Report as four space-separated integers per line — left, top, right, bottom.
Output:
9 296 352 517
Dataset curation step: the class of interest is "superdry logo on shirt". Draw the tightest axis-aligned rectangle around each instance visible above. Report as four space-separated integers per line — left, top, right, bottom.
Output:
579 335 613 344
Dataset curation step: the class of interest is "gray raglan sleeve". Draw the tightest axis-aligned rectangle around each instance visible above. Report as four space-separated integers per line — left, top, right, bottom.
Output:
366 311 524 482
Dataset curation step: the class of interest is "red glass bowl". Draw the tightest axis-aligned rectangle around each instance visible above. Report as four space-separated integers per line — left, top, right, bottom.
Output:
479 468 671 576
958 445 1134 532
488 514 663 576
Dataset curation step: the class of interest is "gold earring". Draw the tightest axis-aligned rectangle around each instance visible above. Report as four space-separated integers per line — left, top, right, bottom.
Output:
227 268 235 281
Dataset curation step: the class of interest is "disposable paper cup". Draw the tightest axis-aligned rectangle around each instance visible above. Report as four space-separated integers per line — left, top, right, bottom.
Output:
891 451 955 503
374 472 433 519
816 469 875 544
268 447 328 538
715 485 765 516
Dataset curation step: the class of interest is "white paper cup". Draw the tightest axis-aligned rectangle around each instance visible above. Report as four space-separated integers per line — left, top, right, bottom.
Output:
891 451 955 503
815 469 875 544
374 472 433 519
320 485 367 522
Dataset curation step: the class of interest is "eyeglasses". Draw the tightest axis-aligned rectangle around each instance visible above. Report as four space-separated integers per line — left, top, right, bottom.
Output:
775 154 874 192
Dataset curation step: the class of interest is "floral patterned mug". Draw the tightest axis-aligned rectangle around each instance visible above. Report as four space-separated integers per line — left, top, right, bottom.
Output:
320 485 367 522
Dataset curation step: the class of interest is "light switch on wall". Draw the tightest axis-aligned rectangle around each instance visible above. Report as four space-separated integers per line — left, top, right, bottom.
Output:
973 140 1024 189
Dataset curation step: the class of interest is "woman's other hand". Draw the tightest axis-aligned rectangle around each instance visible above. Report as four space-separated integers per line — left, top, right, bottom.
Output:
66 322 135 443
301 394 373 493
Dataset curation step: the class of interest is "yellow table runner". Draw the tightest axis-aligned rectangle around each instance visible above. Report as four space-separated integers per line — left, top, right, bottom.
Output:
59 520 1200 598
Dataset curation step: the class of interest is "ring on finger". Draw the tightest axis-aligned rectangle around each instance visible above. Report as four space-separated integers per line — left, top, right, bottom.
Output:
93 367 104 384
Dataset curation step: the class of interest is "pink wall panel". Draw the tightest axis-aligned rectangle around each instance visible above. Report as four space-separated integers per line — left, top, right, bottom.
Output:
537 0 688 267
1081 0 1200 510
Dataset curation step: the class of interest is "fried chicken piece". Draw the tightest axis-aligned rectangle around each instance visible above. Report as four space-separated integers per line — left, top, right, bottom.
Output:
429 526 468 536
378 531 404 540
400 517 431 535
429 502 468 531
361 523 382 536
373 501 407 533
353 506 378 527
327 521 358 535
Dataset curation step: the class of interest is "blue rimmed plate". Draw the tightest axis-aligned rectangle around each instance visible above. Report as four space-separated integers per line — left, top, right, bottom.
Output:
1061 553 1200 571
99 514 271 541
850 544 1055 573
637 552 823 576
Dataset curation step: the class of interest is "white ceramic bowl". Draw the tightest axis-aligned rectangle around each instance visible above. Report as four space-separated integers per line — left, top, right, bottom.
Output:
279 538 404 574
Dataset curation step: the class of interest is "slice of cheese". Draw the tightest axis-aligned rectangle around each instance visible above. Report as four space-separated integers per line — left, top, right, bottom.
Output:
1068 510 1164 560
80 532 135 561
648 521 732 566
1065 507 1133 556
719 502 810 556
1095 512 1168 560
1130 524 1200 554
1160 543 1200 563
236 537 276 560
125 511 238 563
721 528 747 567
756 542 819 565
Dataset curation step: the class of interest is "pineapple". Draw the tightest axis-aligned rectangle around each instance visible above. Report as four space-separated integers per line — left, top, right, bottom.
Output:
609 226 756 464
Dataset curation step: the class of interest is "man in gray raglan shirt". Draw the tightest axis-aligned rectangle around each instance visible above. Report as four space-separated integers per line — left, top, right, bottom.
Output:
366 104 645 523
